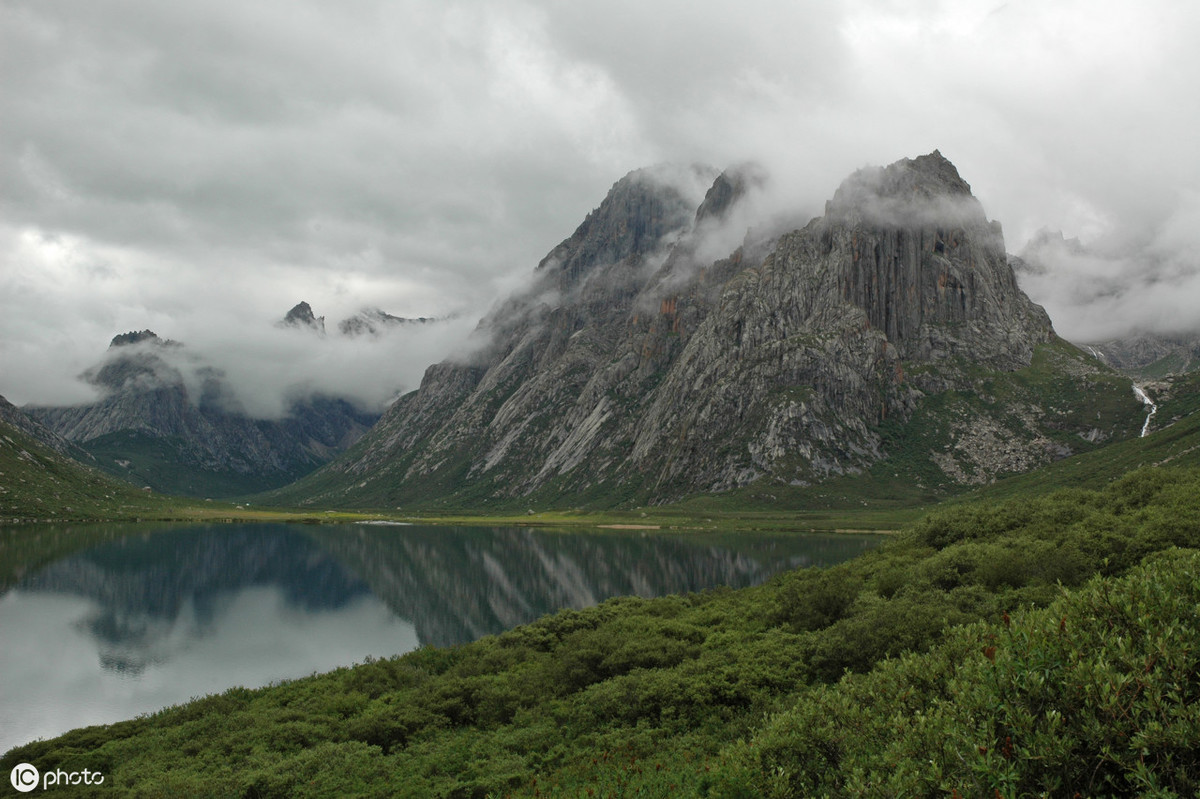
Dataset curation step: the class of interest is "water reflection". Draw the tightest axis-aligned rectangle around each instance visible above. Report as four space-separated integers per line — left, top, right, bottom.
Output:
313 525 881 646
19 526 373 674
0 522 882 753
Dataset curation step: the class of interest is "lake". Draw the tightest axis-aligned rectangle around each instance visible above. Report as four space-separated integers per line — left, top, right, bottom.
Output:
0 522 884 753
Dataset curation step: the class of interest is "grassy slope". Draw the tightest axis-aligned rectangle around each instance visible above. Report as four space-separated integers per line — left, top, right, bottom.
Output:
5 466 1197 796
954 368 1200 504
0 418 184 521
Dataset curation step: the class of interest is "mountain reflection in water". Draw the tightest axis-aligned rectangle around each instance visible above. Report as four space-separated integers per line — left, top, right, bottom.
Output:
312 525 881 646
0 522 882 752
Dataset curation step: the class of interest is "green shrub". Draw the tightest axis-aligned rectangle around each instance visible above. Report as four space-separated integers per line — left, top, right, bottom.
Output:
744 549 1200 797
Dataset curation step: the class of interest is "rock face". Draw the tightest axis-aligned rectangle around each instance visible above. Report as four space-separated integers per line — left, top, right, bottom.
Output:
26 331 378 497
280 302 326 333
0 394 90 461
1085 332 1200 377
272 152 1139 509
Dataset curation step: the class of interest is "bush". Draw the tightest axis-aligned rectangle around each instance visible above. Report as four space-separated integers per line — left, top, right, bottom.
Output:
745 549 1200 797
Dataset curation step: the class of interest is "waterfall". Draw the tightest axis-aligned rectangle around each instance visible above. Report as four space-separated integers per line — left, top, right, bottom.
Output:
1132 384 1157 438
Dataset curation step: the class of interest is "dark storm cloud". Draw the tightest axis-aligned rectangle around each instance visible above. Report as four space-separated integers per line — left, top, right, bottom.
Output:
2 0 1198 409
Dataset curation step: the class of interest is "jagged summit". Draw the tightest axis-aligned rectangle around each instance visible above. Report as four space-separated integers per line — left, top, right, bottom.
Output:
338 308 434 337
267 151 1142 511
535 164 716 290
281 301 325 333
694 163 766 225
109 330 172 348
785 150 1048 366
824 150 986 230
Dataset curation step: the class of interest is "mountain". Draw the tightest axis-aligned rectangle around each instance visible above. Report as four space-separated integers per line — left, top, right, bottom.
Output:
279 301 326 333
266 152 1144 510
0 393 90 461
1084 331 1200 378
279 301 439 338
338 308 436 338
0 394 180 520
25 331 378 498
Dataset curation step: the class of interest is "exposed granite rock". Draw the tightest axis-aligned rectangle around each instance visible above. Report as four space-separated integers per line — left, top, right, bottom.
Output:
272 153 1134 509
280 301 326 334
0 394 90 460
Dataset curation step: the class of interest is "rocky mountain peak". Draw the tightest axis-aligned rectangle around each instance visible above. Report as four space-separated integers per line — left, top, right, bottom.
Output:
536 164 716 291
272 151 1116 511
824 150 984 230
109 330 166 349
779 151 1048 365
1023 228 1085 255
694 163 766 225
281 301 326 334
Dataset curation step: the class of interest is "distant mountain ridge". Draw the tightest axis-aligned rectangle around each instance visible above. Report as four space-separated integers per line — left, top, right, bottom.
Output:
280 301 439 338
268 152 1143 509
26 328 378 498
0 393 90 461
1084 332 1200 378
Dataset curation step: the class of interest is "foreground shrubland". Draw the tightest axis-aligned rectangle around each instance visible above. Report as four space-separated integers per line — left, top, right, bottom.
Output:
4 467 1198 797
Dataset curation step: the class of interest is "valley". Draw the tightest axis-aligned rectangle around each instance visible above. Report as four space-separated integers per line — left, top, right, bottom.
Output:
1 151 1197 796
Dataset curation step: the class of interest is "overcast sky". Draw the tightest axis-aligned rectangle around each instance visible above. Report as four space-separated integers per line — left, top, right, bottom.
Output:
2 0 1198 410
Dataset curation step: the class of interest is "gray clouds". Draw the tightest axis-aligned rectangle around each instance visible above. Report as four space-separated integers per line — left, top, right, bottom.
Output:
1019 190 1200 341
2 0 1199 407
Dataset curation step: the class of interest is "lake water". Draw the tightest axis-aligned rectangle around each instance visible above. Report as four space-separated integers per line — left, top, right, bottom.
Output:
0 522 884 753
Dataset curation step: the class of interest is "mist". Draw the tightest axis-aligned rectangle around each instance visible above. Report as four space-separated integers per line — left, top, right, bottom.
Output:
173 313 478 419
2 0 1199 406
1015 191 1200 342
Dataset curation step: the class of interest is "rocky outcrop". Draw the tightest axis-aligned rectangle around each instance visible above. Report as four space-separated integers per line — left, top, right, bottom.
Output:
270 153 1137 509
0 394 89 460
280 301 326 334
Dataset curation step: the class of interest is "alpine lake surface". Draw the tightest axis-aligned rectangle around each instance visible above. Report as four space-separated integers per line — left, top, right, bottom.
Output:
0 521 884 753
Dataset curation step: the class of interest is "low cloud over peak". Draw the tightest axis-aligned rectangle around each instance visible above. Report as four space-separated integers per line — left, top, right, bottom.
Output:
2 0 1198 403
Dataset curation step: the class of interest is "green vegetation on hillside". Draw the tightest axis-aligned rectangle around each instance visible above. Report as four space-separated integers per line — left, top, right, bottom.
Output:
0 420 182 521
677 361 1197 517
954 369 1200 504
82 431 309 499
6 466 1197 796
0 418 404 526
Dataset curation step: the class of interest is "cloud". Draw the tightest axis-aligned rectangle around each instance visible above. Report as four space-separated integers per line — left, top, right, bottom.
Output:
1017 191 1200 341
2 0 1199 408
174 312 478 419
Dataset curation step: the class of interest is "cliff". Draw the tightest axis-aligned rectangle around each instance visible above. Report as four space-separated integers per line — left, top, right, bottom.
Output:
267 153 1142 508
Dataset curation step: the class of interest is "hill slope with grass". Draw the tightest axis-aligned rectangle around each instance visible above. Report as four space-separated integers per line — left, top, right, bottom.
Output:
0 396 184 521
7 466 1197 796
